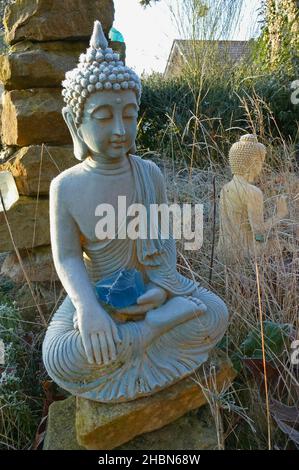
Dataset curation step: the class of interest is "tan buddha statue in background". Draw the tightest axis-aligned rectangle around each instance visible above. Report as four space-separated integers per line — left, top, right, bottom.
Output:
217 134 288 264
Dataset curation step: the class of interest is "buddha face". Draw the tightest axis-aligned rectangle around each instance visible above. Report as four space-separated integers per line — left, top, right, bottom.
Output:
246 159 263 183
76 89 139 159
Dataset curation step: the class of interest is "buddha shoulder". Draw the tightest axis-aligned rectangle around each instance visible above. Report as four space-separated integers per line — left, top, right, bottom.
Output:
225 179 263 197
49 161 88 200
131 155 165 183
246 184 263 203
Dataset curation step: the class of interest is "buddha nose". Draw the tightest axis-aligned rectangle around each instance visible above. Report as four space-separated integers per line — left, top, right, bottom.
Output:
112 116 126 137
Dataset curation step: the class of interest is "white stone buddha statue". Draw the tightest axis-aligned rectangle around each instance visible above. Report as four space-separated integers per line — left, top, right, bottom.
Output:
42 21 229 403
217 134 288 264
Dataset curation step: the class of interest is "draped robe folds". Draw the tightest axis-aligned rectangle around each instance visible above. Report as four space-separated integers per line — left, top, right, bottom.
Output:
42 155 229 402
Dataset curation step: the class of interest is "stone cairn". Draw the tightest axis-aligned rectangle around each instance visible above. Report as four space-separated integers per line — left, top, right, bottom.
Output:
0 0 116 283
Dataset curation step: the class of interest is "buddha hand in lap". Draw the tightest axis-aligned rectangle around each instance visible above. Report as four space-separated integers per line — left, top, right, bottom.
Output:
42 21 229 403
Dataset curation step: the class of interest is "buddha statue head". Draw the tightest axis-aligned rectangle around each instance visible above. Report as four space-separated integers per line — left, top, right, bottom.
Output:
62 21 142 161
229 134 266 183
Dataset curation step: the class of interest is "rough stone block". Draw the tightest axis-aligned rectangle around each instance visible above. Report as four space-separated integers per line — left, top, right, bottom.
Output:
0 196 50 251
0 145 76 195
1 245 58 283
76 351 236 450
1 89 71 146
0 41 88 89
44 396 219 451
4 0 114 45
0 91 2 139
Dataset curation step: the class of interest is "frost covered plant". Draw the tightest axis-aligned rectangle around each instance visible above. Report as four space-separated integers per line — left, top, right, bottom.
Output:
0 301 43 449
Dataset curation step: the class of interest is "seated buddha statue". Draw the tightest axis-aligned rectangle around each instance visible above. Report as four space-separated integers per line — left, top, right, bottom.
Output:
217 134 288 264
42 21 229 403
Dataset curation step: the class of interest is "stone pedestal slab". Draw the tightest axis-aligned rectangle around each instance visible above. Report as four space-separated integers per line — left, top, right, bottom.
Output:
44 351 236 450
44 396 220 451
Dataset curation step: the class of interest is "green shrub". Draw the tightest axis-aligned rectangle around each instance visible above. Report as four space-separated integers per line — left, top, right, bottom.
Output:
138 70 299 166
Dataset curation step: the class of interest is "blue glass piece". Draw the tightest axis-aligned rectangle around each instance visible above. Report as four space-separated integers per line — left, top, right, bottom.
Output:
95 269 145 309
109 27 125 43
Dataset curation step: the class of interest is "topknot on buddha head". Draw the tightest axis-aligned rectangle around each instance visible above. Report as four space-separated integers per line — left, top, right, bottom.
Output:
62 20 142 126
229 134 266 177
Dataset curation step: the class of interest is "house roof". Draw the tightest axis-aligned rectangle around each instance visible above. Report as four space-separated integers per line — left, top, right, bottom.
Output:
164 39 250 77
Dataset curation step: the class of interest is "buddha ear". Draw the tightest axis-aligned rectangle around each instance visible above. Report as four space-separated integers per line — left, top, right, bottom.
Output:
128 141 137 156
62 107 89 161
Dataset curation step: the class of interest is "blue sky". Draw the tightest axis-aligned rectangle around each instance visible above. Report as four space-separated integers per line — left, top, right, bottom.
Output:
113 0 262 75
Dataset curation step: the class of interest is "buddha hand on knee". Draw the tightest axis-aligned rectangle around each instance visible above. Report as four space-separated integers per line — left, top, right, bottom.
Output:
77 305 122 366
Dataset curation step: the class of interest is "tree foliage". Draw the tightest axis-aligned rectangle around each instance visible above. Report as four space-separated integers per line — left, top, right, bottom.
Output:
255 0 299 75
139 0 161 7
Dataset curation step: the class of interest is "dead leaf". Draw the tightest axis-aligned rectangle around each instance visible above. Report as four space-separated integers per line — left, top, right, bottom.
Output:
242 358 279 382
270 398 299 423
274 418 299 448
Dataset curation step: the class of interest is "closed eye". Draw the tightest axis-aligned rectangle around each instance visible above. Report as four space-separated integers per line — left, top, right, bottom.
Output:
93 113 113 120
123 103 138 120
91 105 113 120
123 113 137 119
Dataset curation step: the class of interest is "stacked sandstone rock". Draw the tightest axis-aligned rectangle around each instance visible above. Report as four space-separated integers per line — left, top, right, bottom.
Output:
0 0 115 282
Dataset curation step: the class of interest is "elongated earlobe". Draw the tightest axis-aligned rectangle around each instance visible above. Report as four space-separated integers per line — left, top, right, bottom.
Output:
62 107 89 161
128 142 137 156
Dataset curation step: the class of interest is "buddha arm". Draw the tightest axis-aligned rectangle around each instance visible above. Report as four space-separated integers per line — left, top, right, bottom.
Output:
49 178 101 313
247 188 288 237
